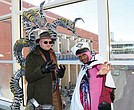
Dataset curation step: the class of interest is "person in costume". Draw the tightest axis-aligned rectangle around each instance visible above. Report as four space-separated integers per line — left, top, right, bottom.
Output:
25 30 66 110
70 41 116 110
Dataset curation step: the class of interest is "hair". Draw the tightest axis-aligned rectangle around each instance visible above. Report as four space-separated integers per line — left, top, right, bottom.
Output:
76 48 89 55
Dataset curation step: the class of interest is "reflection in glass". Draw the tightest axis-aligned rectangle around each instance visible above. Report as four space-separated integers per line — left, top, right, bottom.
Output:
109 0 134 61
0 63 13 99
110 42 134 60
21 0 98 53
112 65 134 110
0 0 11 16
22 0 35 9
0 19 12 60
109 0 134 41
21 0 98 109
22 0 98 35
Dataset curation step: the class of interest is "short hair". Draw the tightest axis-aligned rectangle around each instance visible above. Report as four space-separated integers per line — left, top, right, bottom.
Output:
76 48 89 55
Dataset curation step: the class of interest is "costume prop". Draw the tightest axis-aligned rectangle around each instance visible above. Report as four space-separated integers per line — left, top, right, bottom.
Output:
10 0 84 109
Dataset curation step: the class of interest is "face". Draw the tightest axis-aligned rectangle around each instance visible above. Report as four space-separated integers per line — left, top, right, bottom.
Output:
39 38 53 50
77 53 89 64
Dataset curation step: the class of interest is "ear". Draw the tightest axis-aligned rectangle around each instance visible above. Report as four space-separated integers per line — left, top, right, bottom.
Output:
39 40 41 45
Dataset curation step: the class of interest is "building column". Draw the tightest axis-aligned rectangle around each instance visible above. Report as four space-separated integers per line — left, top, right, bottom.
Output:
69 36 78 54
61 64 70 88
12 0 21 73
61 35 69 53
70 64 79 85
53 36 60 52
98 0 109 60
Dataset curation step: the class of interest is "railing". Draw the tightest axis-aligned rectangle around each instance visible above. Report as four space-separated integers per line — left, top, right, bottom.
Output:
56 54 78 60
60 82 76 110
0 97 12 110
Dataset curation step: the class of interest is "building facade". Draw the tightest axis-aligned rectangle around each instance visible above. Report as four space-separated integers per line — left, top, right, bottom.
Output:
110 41 134 60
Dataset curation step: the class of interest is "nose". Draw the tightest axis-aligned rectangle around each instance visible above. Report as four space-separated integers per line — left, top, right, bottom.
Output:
79 56 85 61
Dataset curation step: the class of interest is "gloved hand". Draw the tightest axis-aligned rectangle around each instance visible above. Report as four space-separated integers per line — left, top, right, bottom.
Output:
98 102 111 110
56 65 66 78
41 61 56 74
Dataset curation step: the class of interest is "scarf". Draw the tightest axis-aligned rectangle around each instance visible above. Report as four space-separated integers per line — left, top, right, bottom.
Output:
80 72 90 110
39 48 62 110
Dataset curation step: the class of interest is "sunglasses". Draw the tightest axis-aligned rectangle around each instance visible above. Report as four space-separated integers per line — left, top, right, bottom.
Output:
43 41 53 44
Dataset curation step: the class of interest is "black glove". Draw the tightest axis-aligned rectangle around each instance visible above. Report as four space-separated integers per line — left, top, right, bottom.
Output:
98 102 111 110
56 65 66 78
41 61 56 74
110 89 115 102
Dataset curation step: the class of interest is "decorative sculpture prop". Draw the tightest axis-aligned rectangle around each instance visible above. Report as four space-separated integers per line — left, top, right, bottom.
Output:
10 0 84 109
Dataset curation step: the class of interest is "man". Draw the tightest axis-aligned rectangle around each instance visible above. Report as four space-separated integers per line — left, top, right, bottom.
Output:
25 30 66 110
70 42 116 110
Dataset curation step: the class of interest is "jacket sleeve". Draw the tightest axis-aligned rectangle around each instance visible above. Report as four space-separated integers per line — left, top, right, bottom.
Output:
25 53 46 83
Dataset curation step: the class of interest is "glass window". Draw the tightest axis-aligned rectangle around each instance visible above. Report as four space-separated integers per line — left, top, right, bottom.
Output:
109 0 134 61
21 0 98 107
0 19 12 60
22 0 35 8
22 0 98 53
0 0 11 16
48 0 98 35
0 63 13 99
112 65 134 110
